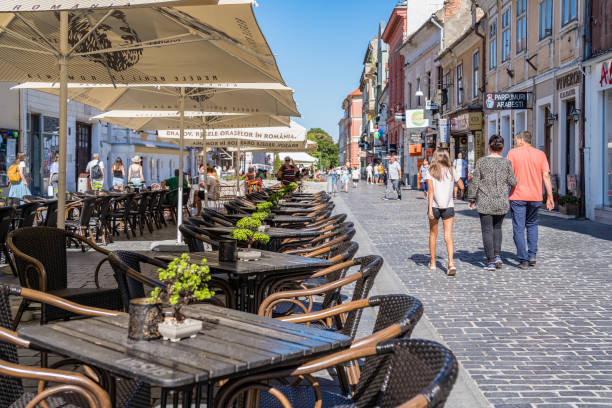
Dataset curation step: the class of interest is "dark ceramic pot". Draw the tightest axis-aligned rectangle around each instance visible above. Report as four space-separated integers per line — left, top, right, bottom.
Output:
128 298 163 341
218 239 237 262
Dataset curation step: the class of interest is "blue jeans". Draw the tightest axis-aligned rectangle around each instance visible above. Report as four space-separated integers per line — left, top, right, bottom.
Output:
510 200 541 262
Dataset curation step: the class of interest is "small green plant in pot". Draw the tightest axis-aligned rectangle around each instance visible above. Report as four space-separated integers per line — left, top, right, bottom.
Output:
558 193 579 215
149 253 214 341
230 216 270 260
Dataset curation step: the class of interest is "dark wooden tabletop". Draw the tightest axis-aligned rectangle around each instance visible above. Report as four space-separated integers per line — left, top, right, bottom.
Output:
149 250 331 278
224 214 315 224
201 226 320 239
19 303 351 389
271 207 311 215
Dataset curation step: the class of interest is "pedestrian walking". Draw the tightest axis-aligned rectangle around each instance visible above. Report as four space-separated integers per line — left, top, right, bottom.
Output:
341 166 350 192
377 162 385 184
48 154 59 197
453 152 469 200
372 162 379 183
366 163 373 184
86 153 105 191
351 167 360 188
507 130 554 269
419 158 430 199
425 148 464 276
8 153 31 203
467 135 517 271
335 166 343 192
327 166 337 196
383 156 402 200
128 155 144 189
111 157 125 191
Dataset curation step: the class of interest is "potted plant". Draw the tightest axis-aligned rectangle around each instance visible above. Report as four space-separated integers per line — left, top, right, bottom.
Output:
149 254 214 342
558 193 579 216
230 216 270 261
254 202 273 231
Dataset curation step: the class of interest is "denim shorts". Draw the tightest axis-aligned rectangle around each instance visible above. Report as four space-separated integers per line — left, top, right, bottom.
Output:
430 207 455 220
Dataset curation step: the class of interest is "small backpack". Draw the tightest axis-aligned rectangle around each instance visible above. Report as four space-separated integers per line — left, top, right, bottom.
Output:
7 164 21 183
90 160 103 179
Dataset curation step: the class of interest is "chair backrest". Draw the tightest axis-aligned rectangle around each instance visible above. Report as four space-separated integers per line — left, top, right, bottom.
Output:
179 224 219 252
354 339 458 408
108 251 159 310
78 197 97 227
8 227 68 292
16 202 39 228
0 207 15 243
368 295 423 340
185 217 215 228
0 285 23 407
340 255 383 339
42 200 59 227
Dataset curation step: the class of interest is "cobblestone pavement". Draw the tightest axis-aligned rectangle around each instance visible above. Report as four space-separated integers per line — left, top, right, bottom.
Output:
335 182 612 408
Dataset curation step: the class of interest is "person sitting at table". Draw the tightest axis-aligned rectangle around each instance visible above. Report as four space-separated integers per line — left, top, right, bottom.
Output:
162 169 189 204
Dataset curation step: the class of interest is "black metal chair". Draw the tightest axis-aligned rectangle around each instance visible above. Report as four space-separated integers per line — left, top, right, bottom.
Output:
14 201 40 228
0 207 16 276
7 227 122 330
108 194 135 239
65 197 97 250
42 200 59 227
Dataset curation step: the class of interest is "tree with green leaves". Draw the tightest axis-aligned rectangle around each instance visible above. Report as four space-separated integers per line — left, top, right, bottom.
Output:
307 128 339 169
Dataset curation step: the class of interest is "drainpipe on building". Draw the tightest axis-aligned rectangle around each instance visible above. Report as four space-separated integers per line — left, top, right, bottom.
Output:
579 0 592 218
474 11 487 157
430 17 444 52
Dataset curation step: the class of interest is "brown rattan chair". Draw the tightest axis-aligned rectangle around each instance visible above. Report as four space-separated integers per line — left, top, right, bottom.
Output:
179 223 219 252
7 227 122 329
215 331 457 408
279 227 356 255
0 284 151 408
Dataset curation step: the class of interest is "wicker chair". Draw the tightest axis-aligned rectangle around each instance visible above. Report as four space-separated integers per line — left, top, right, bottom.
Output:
42 199 59 227
179 224 220 252
0 284 150 408
108 194 135 239
108 251 235 310
215 338 457 408
14 202 40 228
0 207 16 277
65 197 98 249
7 227 122 329
280 227 356 255
258 255 383 337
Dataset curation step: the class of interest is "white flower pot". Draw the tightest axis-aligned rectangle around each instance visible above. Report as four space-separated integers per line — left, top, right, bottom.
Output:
237 250 262 261
158 319 202 342
257 225 270 232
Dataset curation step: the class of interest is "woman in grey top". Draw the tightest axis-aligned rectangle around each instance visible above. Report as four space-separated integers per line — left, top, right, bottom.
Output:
468 135 517 271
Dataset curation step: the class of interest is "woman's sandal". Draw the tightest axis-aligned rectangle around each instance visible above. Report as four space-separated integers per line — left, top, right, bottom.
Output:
447 264 457 276
429 262 436 271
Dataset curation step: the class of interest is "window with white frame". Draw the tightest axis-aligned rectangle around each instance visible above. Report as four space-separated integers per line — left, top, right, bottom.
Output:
489 19 497 69
416 77 422 107
562 0 577 26
516 0 527 53
456 63 463 106
501 7 511 61
539 0 553 40
472 51 479 100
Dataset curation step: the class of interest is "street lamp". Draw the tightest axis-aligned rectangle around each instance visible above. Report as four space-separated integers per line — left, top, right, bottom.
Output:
415 87 424 97
569 107 582 122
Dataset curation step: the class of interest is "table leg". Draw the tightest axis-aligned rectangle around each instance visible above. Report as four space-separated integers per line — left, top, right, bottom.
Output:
207 383 214 408
172 389 179 408
161 389 168 408
182 387 192 408
195 384 202 407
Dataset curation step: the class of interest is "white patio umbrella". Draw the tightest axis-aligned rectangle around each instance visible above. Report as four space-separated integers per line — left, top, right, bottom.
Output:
0 0 286 228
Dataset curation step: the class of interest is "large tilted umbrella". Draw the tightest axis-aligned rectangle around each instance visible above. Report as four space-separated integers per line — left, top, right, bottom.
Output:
0 0 286 228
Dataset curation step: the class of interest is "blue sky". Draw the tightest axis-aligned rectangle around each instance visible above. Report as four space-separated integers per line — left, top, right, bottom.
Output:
254 1 397 141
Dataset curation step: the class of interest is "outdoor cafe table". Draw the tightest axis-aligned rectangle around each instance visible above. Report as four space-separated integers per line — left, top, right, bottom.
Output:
200 226 321 251
225 213 315 227
147 250 332 313
19 303 351 408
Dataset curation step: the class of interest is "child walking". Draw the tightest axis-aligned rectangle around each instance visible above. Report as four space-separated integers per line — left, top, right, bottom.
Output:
425 149 464 276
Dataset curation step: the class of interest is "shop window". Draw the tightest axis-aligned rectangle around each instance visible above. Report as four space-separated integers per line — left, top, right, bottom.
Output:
539 0 553 40
562 0 577 26
0 130 19 187
501 8 511 62
489 19 497 69
443 72 450 109
605 90 612 207
516 0 527 53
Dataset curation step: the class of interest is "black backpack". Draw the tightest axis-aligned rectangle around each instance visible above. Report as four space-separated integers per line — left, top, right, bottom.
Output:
90 161 103 179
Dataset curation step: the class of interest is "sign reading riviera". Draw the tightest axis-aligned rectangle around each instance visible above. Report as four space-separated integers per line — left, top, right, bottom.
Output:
484 92 532 110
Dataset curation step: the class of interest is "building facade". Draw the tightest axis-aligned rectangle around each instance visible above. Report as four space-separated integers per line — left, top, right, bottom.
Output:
584 0 612 224
480 0 585 212
360 36 379 166
339 89 363 170
0 87 188 195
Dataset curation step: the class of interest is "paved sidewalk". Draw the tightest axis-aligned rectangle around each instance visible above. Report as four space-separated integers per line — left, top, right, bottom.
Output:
335 182 612 408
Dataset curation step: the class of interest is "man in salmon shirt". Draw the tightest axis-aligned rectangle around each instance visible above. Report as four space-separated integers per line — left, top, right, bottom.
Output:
507 131 554 270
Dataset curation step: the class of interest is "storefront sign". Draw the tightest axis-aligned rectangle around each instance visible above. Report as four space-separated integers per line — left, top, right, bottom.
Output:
474 131 483 162
556 71 581 90
484 92 531 109
405 109 429 128
560 88 576 99
598 60 612 90
567 174 578 193
410 133 424 143
439 119 449 143
450 112 482 132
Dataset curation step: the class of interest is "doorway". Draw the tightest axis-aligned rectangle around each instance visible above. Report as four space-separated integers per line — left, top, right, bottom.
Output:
28 114 42 195
565 100 576 181
544 106 552 165
75 122 92 185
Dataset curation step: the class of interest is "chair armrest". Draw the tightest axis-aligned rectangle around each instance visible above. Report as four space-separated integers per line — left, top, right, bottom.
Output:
277 298 370 324
6 233 48 292
66 231 110 256
0 326 30 348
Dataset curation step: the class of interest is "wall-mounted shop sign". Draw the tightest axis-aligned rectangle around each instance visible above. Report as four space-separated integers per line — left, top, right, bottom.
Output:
484 92 532 110
405 109 429 128
598 60 612 90
556 71 581 90
450 112 483 132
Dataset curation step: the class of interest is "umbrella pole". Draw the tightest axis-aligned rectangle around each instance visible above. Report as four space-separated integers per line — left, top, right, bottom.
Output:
57 11 68 229
203 133 208 209
236 141 241 197
177 88 185 243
